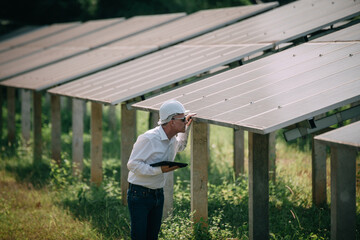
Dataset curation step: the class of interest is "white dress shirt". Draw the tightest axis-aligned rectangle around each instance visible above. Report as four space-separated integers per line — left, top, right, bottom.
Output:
127 125 190 189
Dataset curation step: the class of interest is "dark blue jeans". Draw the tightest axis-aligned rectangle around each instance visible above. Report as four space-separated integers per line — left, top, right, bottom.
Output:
127 183 164 240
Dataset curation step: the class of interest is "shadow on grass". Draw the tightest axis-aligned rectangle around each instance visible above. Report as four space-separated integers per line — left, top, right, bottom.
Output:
45 158 131 239
4 159 51 188
59 183 131 240
1 155 130 239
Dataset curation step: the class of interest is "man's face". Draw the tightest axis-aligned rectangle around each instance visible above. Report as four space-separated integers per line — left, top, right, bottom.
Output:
171 113 187 133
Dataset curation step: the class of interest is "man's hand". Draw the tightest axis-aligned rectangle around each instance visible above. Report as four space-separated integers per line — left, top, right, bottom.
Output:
186 113 197 127
161 165 180 173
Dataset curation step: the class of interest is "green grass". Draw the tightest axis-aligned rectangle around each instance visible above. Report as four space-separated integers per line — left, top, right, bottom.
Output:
1 100 360 239
0 170 101 240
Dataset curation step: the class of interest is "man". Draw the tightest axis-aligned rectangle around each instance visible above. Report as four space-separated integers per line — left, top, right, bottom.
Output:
127 99 195 240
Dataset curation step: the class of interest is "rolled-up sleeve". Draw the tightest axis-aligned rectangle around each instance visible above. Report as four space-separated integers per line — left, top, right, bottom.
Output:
127 136 163 176
176 125 191 152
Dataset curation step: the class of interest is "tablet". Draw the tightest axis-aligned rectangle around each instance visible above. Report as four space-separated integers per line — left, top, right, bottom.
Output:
150 161 188 168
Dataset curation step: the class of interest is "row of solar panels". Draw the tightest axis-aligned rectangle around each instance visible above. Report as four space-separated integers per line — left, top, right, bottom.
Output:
0 3 275 80
1 0 360 135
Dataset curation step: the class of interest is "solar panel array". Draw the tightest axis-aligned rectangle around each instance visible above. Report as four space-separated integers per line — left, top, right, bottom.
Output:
0 3 278 90
48 0 360 107
0 13 184 81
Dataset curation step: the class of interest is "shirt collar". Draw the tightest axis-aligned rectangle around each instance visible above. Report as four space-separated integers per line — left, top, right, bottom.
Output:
159 126 170 141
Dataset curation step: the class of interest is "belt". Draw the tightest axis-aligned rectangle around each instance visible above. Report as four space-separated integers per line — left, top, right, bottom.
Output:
128 183 163 194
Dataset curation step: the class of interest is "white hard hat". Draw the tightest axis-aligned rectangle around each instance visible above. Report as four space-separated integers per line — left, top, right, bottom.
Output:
158 100 189 125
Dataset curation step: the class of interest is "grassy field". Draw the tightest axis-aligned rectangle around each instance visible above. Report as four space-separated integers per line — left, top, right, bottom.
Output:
0 102 359 239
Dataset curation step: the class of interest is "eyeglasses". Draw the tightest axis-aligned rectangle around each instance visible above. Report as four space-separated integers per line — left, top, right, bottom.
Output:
172 116 187 122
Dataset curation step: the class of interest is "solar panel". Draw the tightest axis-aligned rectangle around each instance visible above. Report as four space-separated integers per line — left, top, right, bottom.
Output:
0 22 79 51
0 26 41 51
183 0 360 45
60 14 186 48
0 13 184 81
0 3 278 89
132 41 360 134
0 46 89 80
48 0 360 106
313 22 360 42
314 109 359 240
27 18 124 48
109 3 278 49
0 18 124 64
48 44 270 102
315 121 360 148
1 46 158 90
